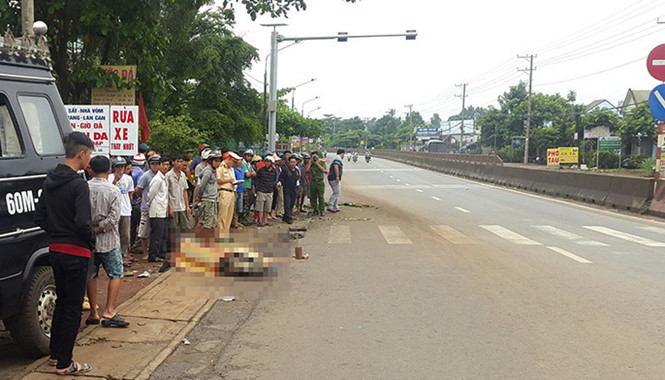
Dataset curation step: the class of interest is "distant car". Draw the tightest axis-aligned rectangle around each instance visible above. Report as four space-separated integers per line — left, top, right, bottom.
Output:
0 32 72 356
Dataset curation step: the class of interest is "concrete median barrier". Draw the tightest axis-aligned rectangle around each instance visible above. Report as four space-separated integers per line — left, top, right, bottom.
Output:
374 150 654 214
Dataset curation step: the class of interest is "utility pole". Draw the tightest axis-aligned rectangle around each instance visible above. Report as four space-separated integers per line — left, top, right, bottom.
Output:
518 54 536 164
21 0 34 36
455 83 467 153
404 104 413 151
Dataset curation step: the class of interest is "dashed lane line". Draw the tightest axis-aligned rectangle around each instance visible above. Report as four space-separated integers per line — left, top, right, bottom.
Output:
328 225 352 244
430 225 475 245
431 196 441 201
455 207 470 213
480 225 542 245
547 246 592 264
378 225 413 245
534 225 608 247
583 226 665 247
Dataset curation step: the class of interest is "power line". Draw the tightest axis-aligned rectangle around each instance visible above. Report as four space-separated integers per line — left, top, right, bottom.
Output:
537 56 644 87
517 54 536 164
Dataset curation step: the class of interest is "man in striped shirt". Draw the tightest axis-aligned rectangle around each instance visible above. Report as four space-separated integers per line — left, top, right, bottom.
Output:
86 156 129 328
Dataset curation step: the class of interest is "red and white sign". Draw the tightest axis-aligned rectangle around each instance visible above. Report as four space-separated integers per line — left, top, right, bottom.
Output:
110 106 139 156
67 105 110 155
647 44 665 81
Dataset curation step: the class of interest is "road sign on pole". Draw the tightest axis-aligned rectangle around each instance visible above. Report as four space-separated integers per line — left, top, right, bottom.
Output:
649 84 665 121
647 44 665 81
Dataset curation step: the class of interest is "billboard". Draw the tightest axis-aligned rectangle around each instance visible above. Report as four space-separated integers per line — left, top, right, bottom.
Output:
67 105 110 155
558 147 579 164
416 127 440 139
91 65 136 106
109 106 139 156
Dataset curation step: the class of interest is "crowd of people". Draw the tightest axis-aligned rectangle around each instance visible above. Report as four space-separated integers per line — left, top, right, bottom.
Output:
34 131 347 375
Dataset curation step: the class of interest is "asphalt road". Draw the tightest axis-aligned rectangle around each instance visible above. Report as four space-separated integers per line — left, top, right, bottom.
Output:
152 157 665 379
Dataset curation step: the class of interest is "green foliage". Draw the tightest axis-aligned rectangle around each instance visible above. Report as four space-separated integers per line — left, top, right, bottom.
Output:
221 0 357 20
621 154 649 169
619 103 657 145
582 108 621 133
430 113 442 127
497 145 524 163
639 157 656 177
585 150 620 169
147 115 210 157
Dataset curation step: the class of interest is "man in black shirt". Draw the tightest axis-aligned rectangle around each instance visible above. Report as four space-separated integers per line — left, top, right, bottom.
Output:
254 156 276 226
279 156 300 224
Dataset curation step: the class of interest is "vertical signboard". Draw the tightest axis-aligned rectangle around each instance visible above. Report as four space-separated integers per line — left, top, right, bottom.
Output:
547 148 559 166
67 105 110 155
91 65 137 106
110 106 139 156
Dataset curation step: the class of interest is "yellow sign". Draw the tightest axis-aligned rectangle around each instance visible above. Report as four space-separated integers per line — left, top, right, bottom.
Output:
558 147 579 164
547 149 559 166
91 65 136 106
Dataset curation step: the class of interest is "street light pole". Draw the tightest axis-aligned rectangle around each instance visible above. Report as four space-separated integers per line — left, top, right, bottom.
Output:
265 29 417 152
290 78 316 110
302 96 320 117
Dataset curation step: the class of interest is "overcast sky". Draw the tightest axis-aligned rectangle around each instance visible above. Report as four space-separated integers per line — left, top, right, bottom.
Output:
217 0 665 122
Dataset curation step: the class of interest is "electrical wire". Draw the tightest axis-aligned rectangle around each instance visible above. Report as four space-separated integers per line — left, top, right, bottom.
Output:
537 56 644 87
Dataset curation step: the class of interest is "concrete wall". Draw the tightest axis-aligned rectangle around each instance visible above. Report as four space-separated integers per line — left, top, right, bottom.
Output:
374 150 654 213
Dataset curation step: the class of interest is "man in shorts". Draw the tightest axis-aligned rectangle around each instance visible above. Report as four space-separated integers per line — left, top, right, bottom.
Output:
255 155 276 226
197 150 221 233
86 156 129 328
134 154 161 259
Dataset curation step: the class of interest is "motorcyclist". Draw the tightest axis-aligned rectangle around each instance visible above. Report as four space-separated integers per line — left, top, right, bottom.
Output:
365 151 371 163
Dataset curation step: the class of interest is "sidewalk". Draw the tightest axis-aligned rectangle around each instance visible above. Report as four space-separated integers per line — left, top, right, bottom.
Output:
19 270 215 380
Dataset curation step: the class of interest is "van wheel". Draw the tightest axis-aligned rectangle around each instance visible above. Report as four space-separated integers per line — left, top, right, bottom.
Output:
5 266 55 357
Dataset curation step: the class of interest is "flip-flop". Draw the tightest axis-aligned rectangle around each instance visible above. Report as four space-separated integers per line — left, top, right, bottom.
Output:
101 315 130 328
84 318 100 325
56 361 91 376
48 358 57 366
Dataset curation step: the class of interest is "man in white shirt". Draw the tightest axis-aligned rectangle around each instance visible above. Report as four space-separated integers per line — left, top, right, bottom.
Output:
109 157 134 265
147 156 170 263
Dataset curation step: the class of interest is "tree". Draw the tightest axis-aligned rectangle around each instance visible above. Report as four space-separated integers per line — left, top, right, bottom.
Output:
221 0 357 20
147 115 210 157
582 108 621 134
430 113 442 127
620 103 657 146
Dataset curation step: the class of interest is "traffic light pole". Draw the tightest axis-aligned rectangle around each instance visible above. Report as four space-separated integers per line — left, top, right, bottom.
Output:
265 29 417 152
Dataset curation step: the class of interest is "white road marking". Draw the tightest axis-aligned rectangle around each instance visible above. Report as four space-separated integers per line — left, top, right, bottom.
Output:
431 196 441 201
655 90 665 108
416 189 424 193
389 175 394 178
583 226 665 247
328 225 352 244
547 246 592 264
480 225 542 245
405 183 410 186
430 225 474 245
639 226 665 235
455 207 470 213
534 225 608 246
396 179 401 182
378 225 413 245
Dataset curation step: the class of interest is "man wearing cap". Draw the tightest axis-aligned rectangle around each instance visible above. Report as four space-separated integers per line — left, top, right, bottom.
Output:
217 151 241 232
147 157 170 262
196 150 221 232
241 150 257 225
255 155 276 226
109 157 134 265
327 149 345 213
308 151 328 216
134 154 161 258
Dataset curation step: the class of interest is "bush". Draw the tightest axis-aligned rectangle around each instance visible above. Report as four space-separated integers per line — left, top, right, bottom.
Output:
497 145 524 163
639 158 656 177
585 150 620 169
622 154 649 169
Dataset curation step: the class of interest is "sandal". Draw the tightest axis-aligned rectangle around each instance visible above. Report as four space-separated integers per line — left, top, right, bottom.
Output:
56 361 91 376
48 358 57 366
101 315 130 328
84 317 100 325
